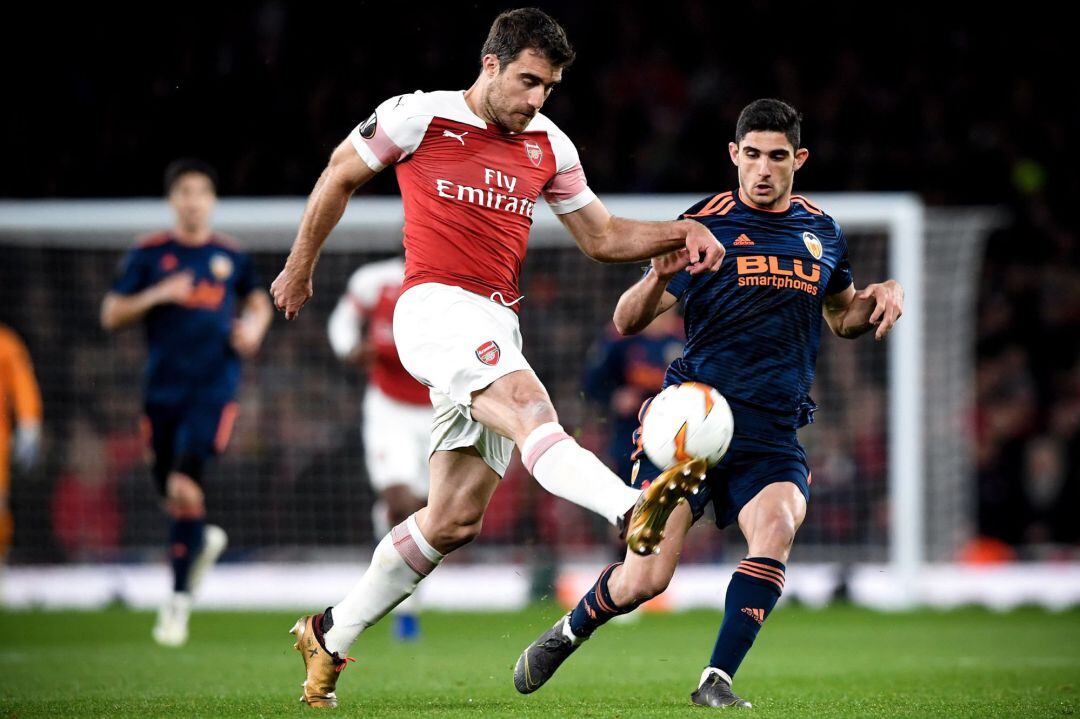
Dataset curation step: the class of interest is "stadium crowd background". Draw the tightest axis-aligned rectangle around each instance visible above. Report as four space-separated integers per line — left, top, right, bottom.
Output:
1 3 1075 560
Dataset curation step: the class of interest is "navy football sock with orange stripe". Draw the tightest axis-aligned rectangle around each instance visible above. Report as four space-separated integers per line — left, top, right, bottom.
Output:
169 517 205 593
709 557 785 677
568 562 640 639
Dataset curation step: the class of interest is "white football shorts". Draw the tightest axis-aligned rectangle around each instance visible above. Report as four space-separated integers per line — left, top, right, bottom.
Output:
393 282 532 476
362 384 432 495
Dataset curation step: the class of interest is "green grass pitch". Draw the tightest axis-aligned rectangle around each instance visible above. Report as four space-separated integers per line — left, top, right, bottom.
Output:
1 604 1077 717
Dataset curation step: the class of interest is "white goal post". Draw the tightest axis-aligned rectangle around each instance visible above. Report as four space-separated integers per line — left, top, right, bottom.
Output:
0 194 987 609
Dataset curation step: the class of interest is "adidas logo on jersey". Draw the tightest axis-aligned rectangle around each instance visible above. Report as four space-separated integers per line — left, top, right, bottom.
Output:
733 234 755 246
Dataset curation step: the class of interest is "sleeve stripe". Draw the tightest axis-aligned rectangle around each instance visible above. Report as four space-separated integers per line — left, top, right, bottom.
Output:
792 196 824 215
684 192 732 218
350 120 406 172
542 163 588 203
350 133 387 172
547 188 597 215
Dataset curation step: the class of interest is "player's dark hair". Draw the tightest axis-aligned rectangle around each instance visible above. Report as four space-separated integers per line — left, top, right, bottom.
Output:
164 158 219 195
735 99 802 149
480 8 575 70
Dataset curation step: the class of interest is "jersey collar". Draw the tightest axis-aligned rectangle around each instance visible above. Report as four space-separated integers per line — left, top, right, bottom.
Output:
734 188 794 217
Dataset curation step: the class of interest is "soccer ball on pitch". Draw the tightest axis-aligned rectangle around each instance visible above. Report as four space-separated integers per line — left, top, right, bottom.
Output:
641 382 734 470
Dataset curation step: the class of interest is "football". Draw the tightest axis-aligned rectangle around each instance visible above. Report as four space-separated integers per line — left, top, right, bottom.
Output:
641 382 734 469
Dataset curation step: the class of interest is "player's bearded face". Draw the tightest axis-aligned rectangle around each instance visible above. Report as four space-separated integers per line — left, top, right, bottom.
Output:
730 132 807 210
483 49 561 133
169 173 216 232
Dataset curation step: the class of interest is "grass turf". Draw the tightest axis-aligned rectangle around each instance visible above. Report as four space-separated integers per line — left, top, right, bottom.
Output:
1 605 1077 717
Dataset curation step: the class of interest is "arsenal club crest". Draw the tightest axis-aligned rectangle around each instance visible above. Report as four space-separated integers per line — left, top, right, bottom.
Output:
524 141 543 167
475 340 501 366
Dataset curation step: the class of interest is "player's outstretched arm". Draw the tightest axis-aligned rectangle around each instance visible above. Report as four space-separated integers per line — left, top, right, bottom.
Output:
271 139 378 320
612 251 688 336
327 294 365 364
558 199 724 275
100 272 195 331
823 280 904 341
231 290 274 358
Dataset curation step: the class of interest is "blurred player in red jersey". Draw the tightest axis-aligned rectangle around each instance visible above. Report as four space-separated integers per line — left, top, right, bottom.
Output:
270 9 723 706
328 257 430 641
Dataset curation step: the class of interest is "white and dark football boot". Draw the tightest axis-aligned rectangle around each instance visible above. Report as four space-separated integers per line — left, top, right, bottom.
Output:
691 667 752 709
514 614 580 694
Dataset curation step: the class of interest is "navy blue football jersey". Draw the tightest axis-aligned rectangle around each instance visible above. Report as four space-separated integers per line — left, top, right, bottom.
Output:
584 325 685 475
659 190 853 431
112 232 261 405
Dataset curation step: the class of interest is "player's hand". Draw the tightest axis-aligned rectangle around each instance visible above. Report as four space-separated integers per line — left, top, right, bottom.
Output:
612 386 644 417
652 249 692 280
153 271 195 305
270 265 314 320
13 422 41 473
680 220 725 275
857 279 904 340
230 319 263 358
346 345 375 368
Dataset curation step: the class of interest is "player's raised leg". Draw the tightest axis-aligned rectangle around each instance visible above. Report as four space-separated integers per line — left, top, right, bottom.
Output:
290 447 499 707
692 481 806 709
471 369 643 525
515 499 694 694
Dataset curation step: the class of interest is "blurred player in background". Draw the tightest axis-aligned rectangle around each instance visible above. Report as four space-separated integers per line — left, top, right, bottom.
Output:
515 99 905 708
100 159 273 646
270 7 723 708
583 307 683 481
328 256 431 641
0 323 42 570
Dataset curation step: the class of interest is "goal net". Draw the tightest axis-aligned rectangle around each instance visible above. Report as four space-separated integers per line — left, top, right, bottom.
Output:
0 195 996 590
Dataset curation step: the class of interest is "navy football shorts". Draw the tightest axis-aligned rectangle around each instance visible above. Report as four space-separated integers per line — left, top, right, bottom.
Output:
632 435 811 530
142 398 237 493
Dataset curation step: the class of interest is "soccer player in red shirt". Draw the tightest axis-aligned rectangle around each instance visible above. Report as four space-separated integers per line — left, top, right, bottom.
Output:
271 9 723 707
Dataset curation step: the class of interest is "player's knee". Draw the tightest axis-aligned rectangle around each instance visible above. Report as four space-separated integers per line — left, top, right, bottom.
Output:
612 564 673 604
629 573 671 603
505 382 556 425
754 512 798 555
424 512 483 551
166 474 205 516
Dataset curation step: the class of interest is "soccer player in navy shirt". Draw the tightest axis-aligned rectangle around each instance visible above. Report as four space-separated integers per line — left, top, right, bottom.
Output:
582 308 683 481
101 159 273 646
515 99 904 707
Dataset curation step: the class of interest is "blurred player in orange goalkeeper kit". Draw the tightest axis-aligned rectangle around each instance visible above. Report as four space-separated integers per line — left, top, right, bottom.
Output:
0 323 43 565
328 257 432 641
100 159 273 646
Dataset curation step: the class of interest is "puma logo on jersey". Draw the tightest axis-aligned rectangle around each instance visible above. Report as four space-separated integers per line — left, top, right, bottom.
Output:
443 129 468 145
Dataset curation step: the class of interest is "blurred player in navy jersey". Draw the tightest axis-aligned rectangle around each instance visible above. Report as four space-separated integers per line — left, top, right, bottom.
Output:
328 257 432 641
515 99 904 708
583 308 683 482
101 159 273 646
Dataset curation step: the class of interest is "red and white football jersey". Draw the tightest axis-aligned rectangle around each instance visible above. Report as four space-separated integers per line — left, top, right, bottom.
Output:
328 257 430 406
350 90 596 310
